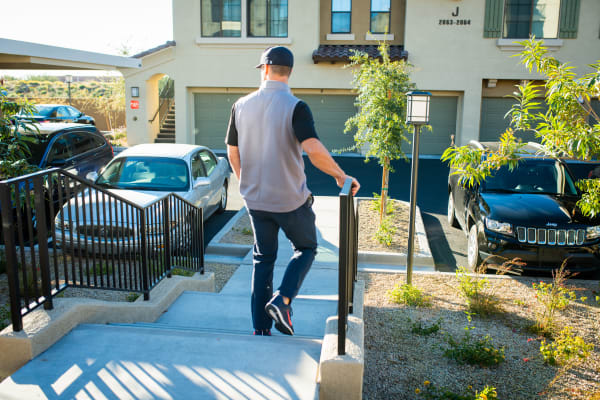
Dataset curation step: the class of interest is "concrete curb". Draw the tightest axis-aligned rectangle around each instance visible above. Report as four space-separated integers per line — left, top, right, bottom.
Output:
355 197 434 270
205 207 253 258
318 280 365 400
0 272 215 378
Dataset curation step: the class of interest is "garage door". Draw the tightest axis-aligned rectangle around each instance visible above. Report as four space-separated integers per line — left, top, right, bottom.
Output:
480 98 548 143
194 93 358 152
295 94 357 152
401 96 458 156
194 93 244 149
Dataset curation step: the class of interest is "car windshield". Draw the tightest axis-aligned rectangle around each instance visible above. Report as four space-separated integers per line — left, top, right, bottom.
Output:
18 105 55 117
482 159 578 196
96 157 189 191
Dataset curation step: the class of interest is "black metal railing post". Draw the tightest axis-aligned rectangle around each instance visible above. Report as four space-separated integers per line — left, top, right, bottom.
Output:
163 197 172 278
32 176 53 310
338 177 356 356
139 208 150 301
0 183 23 331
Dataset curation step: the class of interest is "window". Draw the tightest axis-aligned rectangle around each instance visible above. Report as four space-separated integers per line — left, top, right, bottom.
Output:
47 135 73 164
331 0 351 33
370 0 390 34
201 0 242 37
248 0 288 37
199 151 217 176
56 107 69 118
191 152 207 178
67 106 81 117
503 0 561 39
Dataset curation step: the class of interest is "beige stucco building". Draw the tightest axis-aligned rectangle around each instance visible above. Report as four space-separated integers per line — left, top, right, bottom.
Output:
120 0 600 156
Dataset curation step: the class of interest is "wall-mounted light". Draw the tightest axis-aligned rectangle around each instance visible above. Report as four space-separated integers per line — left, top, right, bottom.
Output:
131 86 140 98
487 79 497 88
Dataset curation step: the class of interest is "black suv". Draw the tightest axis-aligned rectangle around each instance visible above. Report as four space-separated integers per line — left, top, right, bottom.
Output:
447 141 600 273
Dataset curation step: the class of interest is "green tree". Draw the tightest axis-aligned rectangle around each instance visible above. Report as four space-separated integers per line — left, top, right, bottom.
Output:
0 87 39 179
345 42 415 223
442 38 600 216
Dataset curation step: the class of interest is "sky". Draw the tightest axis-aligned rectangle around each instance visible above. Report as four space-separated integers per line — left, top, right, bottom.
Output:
0 0 173 78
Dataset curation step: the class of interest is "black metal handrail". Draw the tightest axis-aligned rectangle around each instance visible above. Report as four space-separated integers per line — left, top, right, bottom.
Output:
338 177 358 355
0 168 204 332
149 79 175 124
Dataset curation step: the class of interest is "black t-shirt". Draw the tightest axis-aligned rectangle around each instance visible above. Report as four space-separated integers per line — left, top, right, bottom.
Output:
225 100 319 146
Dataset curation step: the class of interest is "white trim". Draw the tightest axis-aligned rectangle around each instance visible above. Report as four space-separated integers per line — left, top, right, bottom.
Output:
326 33 355 41
496 38 563 52
365 33 394 41
0 38 140 69
195 37 292 46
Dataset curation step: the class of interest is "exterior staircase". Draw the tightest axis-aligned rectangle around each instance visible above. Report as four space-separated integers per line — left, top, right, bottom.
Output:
155 102 176 143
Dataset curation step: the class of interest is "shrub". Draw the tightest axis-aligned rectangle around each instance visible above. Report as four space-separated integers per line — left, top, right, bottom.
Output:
531 262 576 337
369 193 394 215
374 215 396 246
540 326 594 366
443 313 505 367
455 267 501 316
416 381 498 400
171 268 195 277
387 283 432 307
126 293 140 302
411 318 442 336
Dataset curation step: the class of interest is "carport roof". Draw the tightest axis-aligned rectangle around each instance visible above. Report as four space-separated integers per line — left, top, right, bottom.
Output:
0 38 141 70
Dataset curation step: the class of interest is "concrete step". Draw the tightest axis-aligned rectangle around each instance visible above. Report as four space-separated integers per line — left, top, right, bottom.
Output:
162 122 175 128
160 128 175 133
0 324 320 400
221 264 339 300
157 291 336 338
155 138 176 144
157 133 176 138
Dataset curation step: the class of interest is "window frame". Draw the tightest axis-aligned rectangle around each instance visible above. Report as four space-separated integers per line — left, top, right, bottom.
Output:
247 0 288 38
331 0 352 34
369 0 391 34
502 0 562 39
200 0 242 38
199 150 218 176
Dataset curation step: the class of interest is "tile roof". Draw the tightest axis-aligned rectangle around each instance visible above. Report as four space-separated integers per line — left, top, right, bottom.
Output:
134 41 176 59
312 45 408 64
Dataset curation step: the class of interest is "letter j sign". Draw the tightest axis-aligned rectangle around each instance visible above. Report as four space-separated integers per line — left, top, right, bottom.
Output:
130 100 140 109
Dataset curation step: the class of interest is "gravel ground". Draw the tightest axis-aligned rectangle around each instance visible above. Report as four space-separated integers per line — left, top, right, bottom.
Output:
360 271 600 400
220 211 254 245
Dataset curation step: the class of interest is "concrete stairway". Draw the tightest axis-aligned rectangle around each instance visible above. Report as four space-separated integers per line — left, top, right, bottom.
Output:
0 265 340 399
155 103 176 144
0 197 347 399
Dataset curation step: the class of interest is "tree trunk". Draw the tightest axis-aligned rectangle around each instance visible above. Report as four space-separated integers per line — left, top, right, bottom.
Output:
379 156 390 225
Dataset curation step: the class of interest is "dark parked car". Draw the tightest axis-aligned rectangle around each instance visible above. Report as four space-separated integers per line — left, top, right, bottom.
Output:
17 104 95 125
447 141 600 273
23 123 113 177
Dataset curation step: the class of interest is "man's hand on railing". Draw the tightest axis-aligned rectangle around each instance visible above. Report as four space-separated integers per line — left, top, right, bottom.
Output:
337 175 360 196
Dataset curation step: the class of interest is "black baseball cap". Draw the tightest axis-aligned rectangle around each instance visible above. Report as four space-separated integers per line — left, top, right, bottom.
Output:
255 46 294 68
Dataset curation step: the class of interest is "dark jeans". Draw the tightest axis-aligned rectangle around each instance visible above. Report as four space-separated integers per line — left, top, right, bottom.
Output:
248 197 317 330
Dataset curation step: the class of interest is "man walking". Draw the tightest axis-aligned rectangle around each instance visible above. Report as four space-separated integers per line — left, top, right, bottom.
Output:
226 46 360 336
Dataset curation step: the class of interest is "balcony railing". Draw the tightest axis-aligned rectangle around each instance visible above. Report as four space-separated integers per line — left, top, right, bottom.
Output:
0 168 204 332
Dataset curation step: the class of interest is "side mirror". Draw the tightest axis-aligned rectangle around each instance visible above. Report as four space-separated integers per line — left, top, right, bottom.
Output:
86 171 98 182
193 177 210 188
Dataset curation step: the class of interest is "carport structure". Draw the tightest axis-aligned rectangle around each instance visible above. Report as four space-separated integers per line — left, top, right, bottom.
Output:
0 38 140 71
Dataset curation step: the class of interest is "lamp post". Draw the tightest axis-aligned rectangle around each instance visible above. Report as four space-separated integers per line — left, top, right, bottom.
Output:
405 90 431 285
65 75 73 106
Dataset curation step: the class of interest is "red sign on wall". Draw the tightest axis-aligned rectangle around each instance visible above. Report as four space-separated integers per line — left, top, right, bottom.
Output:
130 100 140 109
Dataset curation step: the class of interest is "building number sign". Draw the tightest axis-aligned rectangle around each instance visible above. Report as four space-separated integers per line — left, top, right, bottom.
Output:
439 7 471 26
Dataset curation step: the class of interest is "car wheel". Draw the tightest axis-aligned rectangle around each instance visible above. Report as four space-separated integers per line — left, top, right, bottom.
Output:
447 191 460 228
467 224 482 272
216 181 227 214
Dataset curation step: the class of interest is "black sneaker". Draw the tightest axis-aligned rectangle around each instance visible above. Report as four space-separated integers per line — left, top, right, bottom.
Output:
253 329 272 336
265 292 294 335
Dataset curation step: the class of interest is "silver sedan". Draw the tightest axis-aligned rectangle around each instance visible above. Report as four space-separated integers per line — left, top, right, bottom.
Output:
54 143 230 252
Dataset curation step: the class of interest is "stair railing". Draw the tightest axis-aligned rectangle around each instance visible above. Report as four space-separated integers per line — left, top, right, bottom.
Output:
0 168 204 332
337 177 358 355
149 79 175 128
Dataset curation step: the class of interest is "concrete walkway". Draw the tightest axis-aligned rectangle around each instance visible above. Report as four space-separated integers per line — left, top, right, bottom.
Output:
0 197 346 400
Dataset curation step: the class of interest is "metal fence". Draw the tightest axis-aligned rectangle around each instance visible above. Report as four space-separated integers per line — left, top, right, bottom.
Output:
338 178 358 355
0 168 204 332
